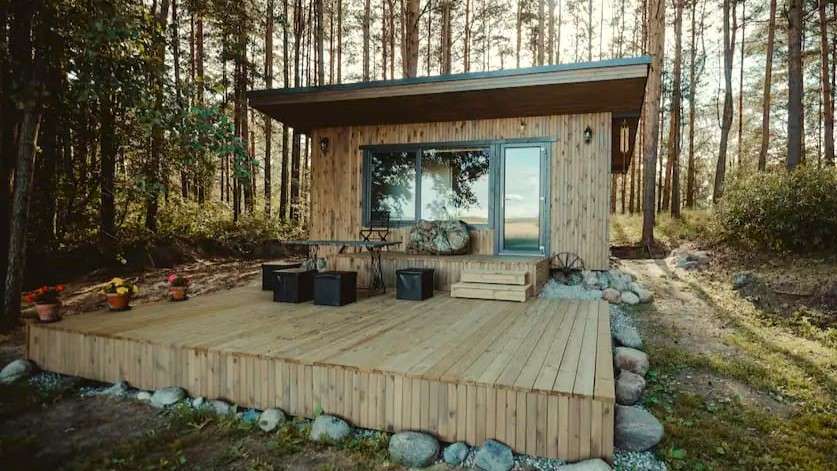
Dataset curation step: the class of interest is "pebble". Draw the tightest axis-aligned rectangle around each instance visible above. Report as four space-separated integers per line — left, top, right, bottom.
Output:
613 450 668 470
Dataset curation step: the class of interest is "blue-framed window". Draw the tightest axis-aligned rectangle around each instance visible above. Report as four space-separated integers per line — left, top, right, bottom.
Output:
363 145 492 226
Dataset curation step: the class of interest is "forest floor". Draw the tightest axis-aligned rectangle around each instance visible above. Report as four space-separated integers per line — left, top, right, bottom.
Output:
1 231 836 469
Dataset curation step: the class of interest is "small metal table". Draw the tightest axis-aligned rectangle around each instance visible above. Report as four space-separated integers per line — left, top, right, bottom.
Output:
281 240 401 293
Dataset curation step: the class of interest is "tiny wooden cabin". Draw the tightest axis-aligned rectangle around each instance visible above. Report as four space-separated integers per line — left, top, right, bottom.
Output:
249 57 649 287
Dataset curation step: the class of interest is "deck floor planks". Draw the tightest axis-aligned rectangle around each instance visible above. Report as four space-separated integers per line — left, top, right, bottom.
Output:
27 284 614 462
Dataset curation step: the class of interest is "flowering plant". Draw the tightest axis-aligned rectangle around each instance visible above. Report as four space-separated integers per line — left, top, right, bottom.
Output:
167 273 190 288
101 277 139 296
24 285 65 305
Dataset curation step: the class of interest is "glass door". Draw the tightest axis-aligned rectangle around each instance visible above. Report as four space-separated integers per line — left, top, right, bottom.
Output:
498 144 548 255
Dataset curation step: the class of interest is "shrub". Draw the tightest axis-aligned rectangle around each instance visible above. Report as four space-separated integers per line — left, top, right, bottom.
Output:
715 165 837 252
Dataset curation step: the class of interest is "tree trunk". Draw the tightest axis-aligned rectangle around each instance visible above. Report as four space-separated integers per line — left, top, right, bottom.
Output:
669 0 683 218
685 0 698 207
586 0 593 61
264 0 275 217
402 0 420 77
819 0 834 165
641 0 665 247
547 0 555 64
714 0 735 202
316 0 324 85
336 0 342 83
100 92 117 245
757 0 776 171
515 2 522 67
787 0 804 169
146 0 170 231
440 1 452 74
537 0 545 65
362 0 371 80
736 0 745 166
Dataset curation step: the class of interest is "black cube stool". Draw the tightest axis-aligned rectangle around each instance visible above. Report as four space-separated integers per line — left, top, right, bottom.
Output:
396 268 435 301
262 262 302 290
314 271 357 306
273 268 315 303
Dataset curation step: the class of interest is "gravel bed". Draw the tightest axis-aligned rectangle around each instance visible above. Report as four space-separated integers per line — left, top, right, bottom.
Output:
28 372 77 393
609 304 635 335
614 450 668 470
540 279 603 300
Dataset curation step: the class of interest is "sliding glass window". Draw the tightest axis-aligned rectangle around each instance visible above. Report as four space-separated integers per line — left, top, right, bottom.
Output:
365 146 490 226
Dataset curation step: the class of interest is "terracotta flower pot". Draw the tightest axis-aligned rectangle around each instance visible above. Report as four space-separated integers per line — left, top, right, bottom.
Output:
106 293 131 311
169 286 188 301
35 303 61 323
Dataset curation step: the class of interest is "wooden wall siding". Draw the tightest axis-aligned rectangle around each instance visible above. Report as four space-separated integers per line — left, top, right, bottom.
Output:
26 289 614 462
309 113 611 270
329 253 551 293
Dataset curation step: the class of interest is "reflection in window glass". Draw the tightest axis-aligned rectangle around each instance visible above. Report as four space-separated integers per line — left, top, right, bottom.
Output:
369 151 416 221
420 148 490 224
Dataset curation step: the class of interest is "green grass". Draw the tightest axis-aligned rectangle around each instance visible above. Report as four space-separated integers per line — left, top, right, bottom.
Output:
609 209 715 248
630 274 837 470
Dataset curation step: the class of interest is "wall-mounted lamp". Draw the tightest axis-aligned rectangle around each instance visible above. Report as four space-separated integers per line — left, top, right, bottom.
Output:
583 126 593 144
319 137 330 154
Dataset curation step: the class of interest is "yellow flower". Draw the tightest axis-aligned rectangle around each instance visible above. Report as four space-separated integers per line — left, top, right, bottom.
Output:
111 277 125 286
116 287 129 295
132 285 139 295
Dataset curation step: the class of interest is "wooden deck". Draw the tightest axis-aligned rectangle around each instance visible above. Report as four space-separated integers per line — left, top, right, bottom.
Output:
26 286 614 462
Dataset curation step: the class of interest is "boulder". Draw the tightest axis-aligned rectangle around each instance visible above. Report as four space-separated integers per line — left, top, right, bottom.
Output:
629 282 653 303
136 390 152 401
607 270 630 292
310 415 351 443
614 405 664 451
406 220 470 255
150 386 186 408
0 359 36 384
621 291 640 305
602 288 621 304
615 370 646 406
612 323 642 349
258 408 287 432
192 396 206 408
613 347 649 376
474 440 514 471
443 442 470 465
208 399 235 416
558 458 612 471
388 431 439 468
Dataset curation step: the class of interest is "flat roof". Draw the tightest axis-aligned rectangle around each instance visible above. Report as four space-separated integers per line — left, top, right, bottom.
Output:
248 56 651 131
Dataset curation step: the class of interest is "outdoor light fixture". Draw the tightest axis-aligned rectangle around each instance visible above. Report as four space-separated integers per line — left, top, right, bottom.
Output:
583 126 593 144
319 137 330 154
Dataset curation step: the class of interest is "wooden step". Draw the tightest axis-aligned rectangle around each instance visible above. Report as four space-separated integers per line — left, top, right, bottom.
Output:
450 282 532 303
460 269 528 285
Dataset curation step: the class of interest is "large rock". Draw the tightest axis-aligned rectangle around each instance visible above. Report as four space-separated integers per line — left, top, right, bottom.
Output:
149 386 186 408
136 390 152 401
310 414 351 443
474 440 514 471
0 359 36 384
607 270 631 292
612 323 642 349
615 370 646 406
613 347 649 376
620 291 640 305
602 288 622 304
443 442 470 465
558 458 612 471
258 408 287 432
614 405 664 451
629 282 653 303
406 220 470 255
388 431 439 468
208 399 235 416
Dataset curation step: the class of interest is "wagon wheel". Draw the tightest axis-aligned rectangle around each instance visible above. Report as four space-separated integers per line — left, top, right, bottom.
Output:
552 252 585 275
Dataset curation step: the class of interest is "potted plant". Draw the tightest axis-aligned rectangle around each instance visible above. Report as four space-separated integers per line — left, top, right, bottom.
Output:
167 273 190 301
24 285 65 323
101 277 139 311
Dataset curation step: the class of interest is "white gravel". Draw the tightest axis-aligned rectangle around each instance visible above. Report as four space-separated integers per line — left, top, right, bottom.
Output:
28 372 75 392
614 450 668 470
609 304 637 337
540 279 604 300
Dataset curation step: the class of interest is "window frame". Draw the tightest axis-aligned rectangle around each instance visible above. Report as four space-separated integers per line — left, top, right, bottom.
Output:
361 138 554 232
